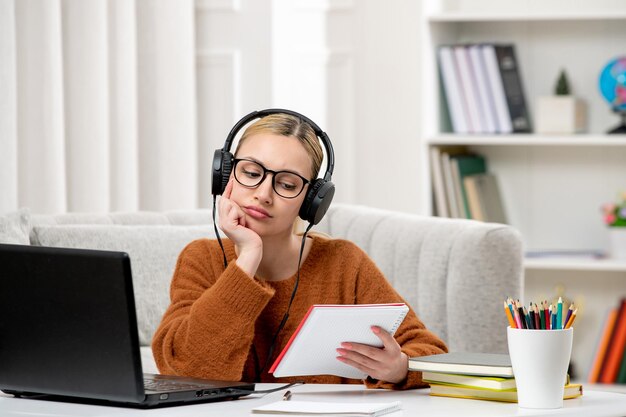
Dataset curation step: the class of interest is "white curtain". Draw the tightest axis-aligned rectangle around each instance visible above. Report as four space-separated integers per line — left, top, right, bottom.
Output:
0 0 198 214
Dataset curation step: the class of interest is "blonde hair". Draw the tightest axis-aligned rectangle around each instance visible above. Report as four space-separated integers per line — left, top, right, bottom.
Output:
234 113 324 179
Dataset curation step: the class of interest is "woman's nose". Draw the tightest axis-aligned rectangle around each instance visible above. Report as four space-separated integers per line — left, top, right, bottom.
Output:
254 174 274 202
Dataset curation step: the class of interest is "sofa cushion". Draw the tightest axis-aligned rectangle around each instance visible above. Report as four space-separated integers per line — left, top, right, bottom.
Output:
0 209 31 244
31 224 216 346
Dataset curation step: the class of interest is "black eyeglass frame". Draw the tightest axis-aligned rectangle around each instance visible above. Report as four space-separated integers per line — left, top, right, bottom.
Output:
232 158 311 199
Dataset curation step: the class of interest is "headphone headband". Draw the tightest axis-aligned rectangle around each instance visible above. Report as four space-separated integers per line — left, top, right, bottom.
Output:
222 109 334 182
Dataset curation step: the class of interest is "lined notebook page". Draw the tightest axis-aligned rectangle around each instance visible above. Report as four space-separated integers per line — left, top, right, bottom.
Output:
252 400 402 416
270 303 409 379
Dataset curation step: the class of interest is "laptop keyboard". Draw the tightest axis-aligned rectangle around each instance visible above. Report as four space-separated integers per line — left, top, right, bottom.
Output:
143 378 209 392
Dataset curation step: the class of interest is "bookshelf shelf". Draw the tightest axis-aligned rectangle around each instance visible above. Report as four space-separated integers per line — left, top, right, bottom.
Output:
427 134 626 147
428 12 626 23
524 257 626 272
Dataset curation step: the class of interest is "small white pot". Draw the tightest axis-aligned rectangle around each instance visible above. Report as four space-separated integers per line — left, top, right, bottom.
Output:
535 96 587 134
608 227 626 260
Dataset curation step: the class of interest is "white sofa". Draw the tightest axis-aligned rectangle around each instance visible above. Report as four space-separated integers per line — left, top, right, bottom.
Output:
0 204 523 374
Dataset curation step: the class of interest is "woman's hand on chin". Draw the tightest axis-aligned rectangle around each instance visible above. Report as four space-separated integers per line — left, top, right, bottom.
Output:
218 178 262 276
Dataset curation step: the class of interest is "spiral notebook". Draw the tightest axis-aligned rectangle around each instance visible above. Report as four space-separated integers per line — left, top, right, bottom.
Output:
269 303 409 379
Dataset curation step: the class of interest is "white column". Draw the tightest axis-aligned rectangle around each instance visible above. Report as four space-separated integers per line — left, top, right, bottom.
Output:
0 0 18 213
61 0 110 212
136 0 197 210
15 0 67 214
108 0 139 211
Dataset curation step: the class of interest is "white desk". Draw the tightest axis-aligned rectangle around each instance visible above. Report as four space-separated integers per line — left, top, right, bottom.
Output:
1 384 626 417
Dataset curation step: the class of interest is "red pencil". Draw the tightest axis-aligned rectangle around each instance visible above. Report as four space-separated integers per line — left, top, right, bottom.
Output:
533 303 541 329
544 301 551 330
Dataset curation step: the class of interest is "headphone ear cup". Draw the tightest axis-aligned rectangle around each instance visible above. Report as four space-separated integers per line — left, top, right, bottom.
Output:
299 179 335 225
221 153 233 193
211 150 234 195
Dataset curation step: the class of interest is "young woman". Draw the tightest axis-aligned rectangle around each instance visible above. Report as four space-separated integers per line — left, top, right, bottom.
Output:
152 112 447 389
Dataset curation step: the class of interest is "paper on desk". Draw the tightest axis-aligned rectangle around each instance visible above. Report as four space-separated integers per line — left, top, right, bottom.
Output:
251 400 402 416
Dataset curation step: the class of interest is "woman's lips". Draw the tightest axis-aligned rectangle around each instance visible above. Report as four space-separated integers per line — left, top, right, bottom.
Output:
243 206 271 220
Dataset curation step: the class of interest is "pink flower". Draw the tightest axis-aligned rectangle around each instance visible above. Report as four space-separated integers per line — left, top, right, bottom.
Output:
606 213 617 225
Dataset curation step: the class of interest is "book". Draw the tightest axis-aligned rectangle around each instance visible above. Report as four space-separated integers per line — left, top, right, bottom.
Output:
441 152 462 218
481 44 512 133
428 383 583 403
588 308 618 382
453 45 483 133
438 46 469 133
468 44 497 133
252 400 402 416
270 304 409 379
422 371 516 390
451 153 487 218
493 44 531 133
449 159 466 219
617 338 626 383
430 147 448 217
464 173 507 224
463 175 485 221
599 298 626 383
408 352 513 378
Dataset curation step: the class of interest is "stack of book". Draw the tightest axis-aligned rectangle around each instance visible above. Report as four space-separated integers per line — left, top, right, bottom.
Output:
409 352 583 403
438 43 531 134
430 148 507 222
588 298 626 384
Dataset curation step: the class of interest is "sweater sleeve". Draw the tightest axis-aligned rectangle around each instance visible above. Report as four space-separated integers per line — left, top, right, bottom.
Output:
151 240 274 381
352 247 448 390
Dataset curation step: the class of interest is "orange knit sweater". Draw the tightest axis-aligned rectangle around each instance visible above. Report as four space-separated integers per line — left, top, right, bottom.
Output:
152 235 447 390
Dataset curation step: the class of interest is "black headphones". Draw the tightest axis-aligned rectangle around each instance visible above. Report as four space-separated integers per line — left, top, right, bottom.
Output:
212 109 335 225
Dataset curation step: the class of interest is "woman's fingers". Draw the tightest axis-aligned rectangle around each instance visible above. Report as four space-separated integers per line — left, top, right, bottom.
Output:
223 177 234 199
335 326 407 384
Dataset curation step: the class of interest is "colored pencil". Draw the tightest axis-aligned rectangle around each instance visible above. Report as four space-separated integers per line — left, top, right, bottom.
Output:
504 301 516 328
528 305 536 329
557 297 563 330
564 303 575 329
517 300 527 329
533 303 541 329
512 300 522 329
565 308 578 329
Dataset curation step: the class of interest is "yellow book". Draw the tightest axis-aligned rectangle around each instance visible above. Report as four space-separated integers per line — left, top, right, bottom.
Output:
428 383 583 403
422 371 516 390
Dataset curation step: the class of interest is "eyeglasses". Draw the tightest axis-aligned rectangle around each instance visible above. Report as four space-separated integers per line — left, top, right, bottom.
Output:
233 158 310 199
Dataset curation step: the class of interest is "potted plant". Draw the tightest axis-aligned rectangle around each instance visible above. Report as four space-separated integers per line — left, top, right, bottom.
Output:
601 192 626 259
535 70 587 134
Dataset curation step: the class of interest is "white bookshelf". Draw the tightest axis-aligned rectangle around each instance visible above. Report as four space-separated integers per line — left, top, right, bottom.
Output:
420 0 626 380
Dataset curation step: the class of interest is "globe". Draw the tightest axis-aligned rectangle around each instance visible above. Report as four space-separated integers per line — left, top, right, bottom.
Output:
599 56 626 133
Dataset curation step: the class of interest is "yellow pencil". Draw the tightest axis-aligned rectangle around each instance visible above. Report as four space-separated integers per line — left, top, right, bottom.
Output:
504 300 516 328
565 308 578 329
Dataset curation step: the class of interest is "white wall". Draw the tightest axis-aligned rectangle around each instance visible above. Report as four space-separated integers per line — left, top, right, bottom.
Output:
2 0 426 215
349 1 423 213
268 0 425 213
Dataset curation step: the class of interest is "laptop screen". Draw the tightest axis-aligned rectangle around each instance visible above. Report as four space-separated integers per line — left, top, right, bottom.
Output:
0 244 145 403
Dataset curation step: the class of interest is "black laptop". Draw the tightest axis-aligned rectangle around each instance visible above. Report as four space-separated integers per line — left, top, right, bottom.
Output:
0 243 255 408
